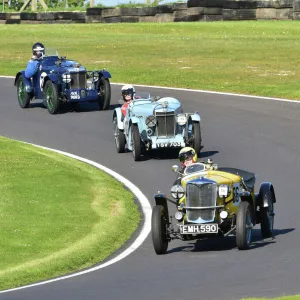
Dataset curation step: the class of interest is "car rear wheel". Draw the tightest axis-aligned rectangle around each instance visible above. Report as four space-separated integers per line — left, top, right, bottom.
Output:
113 117 126 153
236 201 253 250
97 76 111 110
151 205 169 255
131 125 141 161
192 121 201 155
44 80 60 115
17 75 31 108
260 192 275 238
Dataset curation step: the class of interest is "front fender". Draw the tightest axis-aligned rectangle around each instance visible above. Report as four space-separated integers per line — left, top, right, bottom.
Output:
14 71 24 86
257 182 276 208
190 113 201 122
113 108 124 130
154 193 169 222
99 70 111 79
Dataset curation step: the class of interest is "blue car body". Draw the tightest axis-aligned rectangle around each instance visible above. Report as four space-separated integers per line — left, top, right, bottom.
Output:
14 48 112 114
113 92 202 161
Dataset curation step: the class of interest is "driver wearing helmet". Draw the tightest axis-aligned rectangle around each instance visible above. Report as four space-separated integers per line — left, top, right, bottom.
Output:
173 147 198 185
121 84 135 117
179 147 198 168
24 42 45 94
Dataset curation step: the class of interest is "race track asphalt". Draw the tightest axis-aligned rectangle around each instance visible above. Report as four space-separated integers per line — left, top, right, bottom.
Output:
0 77 299 300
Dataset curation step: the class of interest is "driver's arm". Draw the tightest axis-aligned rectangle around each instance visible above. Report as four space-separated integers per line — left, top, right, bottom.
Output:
25 59 40 79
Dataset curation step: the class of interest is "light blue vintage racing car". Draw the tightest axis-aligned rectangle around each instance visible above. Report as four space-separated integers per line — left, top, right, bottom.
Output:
112 92 202 161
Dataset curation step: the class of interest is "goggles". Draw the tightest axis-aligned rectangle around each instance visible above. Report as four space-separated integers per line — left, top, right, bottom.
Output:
122 89 133 96
179 150 194 162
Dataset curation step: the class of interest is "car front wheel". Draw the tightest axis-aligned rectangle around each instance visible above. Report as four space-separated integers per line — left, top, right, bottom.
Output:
44 80 60 114
260 192 275 238
192 121 201 155
131 124 141 161
113 117 126 153
236 201 253 250
97 77 111 110
16 75 31 109
151 205 169 255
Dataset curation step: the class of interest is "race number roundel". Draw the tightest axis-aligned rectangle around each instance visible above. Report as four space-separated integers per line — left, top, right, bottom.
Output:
40 72 47 91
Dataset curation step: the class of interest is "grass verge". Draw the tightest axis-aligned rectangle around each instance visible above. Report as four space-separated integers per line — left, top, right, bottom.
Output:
244 296 300 300
1 22 300 99
0 136 140 291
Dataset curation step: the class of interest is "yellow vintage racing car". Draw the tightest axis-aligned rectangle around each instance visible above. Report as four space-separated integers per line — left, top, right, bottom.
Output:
151 159 276 254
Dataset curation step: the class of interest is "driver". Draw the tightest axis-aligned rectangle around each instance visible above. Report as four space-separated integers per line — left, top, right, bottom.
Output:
179 147 198 168
24 42 45 95
121 84 135 117
173 147 198 185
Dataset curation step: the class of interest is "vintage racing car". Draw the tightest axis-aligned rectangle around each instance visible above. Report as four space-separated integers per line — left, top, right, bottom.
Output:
151 160 276 254
113 92 202 161
15 48 111 114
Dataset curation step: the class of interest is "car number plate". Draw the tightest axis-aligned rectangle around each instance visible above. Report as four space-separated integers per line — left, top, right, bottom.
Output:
179 224 218 234
157 142 181 148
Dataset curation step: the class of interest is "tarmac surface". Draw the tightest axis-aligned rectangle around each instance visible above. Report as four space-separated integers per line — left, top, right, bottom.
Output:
0 77 299 300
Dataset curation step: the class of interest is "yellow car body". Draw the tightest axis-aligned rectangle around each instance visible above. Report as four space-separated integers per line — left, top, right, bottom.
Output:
151 160 276 254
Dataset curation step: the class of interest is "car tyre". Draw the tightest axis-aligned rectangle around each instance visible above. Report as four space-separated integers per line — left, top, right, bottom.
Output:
97 76 111 110
260 192 275 238
151 205 169 255
236 201 253 250
131 124 141 161
113 117 126 153
192 121 201 154
16 75 31 109
44 80 60 115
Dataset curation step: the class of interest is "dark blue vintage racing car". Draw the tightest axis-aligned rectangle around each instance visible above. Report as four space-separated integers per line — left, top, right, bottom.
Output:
14 48 111 114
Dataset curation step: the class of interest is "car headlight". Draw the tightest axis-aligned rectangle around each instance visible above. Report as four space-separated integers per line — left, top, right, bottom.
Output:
146 115 156 127
92 72 99 82
170 185 185 199
176 114 187 126
62 73 71 83
219 184 229 197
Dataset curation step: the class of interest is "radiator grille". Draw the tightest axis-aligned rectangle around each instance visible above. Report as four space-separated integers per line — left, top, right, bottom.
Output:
155 111 175 137
186 183 217 222
70 72 86 89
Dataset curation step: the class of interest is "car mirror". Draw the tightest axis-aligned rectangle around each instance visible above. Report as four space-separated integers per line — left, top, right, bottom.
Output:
212 164 218 170
172 165 179 173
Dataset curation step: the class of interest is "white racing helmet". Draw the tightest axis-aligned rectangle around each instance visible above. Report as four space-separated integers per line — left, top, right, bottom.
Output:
121 84 135 101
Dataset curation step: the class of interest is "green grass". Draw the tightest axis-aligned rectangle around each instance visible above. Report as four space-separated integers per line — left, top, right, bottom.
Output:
1 22 300 99
0 136 140 291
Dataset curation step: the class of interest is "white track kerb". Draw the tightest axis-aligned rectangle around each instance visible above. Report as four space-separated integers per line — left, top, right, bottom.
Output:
1 74 299 293
0 142 152 294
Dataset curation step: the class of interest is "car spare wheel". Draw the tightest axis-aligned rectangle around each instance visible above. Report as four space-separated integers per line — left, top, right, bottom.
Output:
151 205 169 255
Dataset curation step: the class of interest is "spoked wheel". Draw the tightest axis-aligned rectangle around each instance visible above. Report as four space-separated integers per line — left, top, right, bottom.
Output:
97 76 111 110
44 80 60 115
151 205 169 255
16 75 31 108
236 201 253 250
260 192 275 238
131 124 141 161
191 121 201 155
113 117 126 153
